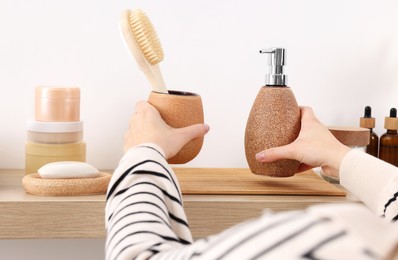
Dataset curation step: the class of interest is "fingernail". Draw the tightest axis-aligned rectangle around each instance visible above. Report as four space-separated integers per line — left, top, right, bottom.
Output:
204 124 210 133
255 152 265 161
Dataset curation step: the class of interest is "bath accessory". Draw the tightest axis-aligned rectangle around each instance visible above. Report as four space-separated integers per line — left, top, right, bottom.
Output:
27 120 83 144
360 106 379 157
22 172 111 196
120 9 168 93
379 108 398 167
148 90 204 164
38 161 100 179
25 142 86 174
175 168 345 196
245 48 301 177
35 86 80 122
26 86 87 174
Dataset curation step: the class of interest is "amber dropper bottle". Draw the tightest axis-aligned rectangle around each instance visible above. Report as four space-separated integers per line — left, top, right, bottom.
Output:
360 106 379 157
379 108 398 167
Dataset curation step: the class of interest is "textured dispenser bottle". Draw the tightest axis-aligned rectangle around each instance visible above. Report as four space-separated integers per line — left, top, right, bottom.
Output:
379 108 398 167
245 48 301 177
360 106 379 157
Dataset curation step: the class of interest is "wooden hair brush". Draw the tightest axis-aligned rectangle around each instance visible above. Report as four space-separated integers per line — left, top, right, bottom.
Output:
120 9 168 93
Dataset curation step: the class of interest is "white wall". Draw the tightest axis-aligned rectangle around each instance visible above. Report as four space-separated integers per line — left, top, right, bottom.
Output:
1 0 397 259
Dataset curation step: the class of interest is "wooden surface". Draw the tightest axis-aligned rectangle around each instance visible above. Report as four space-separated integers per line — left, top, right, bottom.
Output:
0 169 106 239
175 168 345 196
0 168 357 239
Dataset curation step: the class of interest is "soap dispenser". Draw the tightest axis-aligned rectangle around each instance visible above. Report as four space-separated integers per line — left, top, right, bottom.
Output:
360 106 379 157
379 108 398 167
244 48 301 177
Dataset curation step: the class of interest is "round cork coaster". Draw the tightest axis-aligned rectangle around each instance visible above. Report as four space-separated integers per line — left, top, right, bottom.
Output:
22 172 111 196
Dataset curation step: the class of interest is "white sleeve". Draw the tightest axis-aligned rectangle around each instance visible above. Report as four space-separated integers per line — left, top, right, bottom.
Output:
340 149 398 220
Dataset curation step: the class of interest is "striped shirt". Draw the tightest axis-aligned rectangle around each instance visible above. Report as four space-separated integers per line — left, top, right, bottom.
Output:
105 144 398 259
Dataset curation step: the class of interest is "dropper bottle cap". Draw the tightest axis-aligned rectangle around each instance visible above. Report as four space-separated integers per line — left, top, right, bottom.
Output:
360 106 375 129
384 108 398 130
260 48 287 86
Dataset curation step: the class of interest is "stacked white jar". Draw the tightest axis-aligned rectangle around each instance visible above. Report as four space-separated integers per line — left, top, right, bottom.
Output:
25 87 86 174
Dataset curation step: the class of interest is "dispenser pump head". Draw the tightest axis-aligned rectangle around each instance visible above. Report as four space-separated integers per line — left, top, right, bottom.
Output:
260 48 287 86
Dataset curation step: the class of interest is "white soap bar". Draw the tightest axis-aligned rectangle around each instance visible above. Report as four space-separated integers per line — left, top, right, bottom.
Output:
38 161 100 179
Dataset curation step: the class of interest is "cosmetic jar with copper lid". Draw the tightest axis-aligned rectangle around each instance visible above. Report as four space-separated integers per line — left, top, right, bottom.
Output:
27 120 83 144
35 86 80 122
320 126 370 183
25 142 86 174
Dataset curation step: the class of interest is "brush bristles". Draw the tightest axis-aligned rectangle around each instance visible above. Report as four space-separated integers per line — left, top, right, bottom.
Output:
128 9 164 65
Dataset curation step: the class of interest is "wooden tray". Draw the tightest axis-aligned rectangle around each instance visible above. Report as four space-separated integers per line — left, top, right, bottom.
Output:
174 168 345 196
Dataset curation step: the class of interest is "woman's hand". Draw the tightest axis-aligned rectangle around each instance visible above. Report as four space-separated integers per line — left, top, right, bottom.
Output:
124 101 210 159
255 107 351 174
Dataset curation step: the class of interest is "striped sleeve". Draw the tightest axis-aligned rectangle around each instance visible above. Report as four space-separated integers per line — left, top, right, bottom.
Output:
340 149 398 221
106 144 398 259
105 144 192 260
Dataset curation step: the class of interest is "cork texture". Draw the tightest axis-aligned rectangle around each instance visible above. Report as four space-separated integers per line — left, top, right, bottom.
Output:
245 87 301 177
22 172 111 196
148 90 204 164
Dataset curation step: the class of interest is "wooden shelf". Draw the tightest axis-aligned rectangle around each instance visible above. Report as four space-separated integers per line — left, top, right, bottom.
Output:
0 169 358 239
